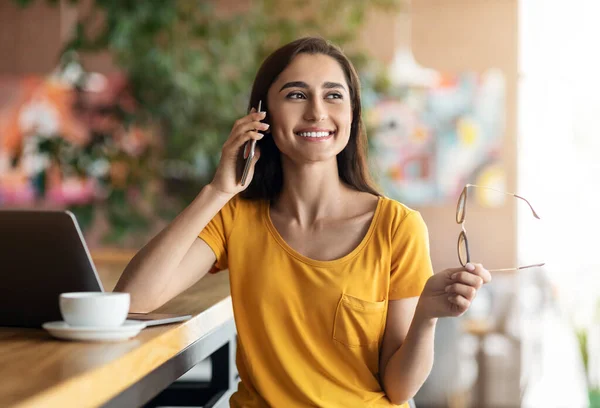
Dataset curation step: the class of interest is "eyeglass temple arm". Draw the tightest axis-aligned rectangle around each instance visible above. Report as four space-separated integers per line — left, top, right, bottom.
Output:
487 263 546 272
466 184 540 219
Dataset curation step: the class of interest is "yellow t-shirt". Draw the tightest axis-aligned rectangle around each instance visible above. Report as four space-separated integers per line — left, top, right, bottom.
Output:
199 195 433 408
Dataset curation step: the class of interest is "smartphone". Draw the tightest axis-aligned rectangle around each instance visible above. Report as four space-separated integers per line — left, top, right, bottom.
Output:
240 100 262 186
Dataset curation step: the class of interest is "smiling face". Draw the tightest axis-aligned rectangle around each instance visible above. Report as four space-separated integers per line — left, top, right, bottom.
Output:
266 53 353 164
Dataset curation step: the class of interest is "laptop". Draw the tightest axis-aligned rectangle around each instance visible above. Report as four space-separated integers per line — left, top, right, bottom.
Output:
0 209 191 328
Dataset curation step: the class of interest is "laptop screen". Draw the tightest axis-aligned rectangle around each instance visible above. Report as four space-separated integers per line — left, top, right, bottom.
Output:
0 210 104 328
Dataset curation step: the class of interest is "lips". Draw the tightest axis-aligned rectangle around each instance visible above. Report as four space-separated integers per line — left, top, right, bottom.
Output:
294 127 336 139
294 132 334 143
296 131 334 138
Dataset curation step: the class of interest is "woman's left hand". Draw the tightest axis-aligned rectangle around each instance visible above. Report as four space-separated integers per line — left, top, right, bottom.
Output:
416 263 492 319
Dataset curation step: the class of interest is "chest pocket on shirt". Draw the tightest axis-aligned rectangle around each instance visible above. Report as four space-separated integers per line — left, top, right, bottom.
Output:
333 294 386 347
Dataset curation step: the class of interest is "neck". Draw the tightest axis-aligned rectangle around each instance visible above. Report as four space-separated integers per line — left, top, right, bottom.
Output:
274 157 350 227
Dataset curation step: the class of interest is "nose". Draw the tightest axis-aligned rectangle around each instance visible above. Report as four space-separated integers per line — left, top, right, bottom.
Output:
303 98 327 122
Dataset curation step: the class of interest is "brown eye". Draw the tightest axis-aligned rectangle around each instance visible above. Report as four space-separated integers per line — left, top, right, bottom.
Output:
287 92 306 99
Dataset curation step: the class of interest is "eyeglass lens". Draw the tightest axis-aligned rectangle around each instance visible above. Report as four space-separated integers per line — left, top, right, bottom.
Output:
458 230 470 266
456 187 467 224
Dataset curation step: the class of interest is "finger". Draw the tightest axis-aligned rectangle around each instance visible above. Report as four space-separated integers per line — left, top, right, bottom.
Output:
233 112 266 131
241 145 261 188
242 141 262 163
448 294 470 314
237 120 270 135
244 131 264 143
223 131 263 159
235 130 264 148
241 133 264 159
445 283 477 301
449 271 483 289
471 263 492 284
444 264 475 275
253 145 261 161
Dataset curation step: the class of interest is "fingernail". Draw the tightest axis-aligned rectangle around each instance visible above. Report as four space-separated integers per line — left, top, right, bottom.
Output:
250 108 256 113
259 111 266 117
451 273 458 280
261 123 270 129
243 144 249 159
466 263 475 271
445 285 451 292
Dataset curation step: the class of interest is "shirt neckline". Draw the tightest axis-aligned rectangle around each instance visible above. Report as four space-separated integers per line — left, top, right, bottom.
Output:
262 196 384 267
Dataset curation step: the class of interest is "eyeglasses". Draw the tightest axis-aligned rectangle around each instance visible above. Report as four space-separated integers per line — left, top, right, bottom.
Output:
456 184 545 272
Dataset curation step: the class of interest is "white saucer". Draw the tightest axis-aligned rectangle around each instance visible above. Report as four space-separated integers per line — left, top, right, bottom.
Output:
42 320 147 342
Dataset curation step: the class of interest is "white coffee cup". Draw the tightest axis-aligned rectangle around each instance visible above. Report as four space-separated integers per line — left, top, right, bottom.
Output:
59 292 130 328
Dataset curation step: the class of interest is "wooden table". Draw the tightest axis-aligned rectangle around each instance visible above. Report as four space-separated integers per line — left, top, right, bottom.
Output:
0 267 236 408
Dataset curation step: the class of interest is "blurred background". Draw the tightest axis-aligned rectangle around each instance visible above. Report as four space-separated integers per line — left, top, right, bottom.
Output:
1 0 599 407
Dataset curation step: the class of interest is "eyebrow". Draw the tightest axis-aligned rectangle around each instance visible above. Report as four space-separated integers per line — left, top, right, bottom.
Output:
279 81 346 92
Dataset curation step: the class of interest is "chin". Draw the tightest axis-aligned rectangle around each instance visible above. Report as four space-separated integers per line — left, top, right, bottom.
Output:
296 147 345 164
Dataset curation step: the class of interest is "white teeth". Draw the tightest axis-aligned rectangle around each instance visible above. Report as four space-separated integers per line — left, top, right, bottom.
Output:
297 131 331 138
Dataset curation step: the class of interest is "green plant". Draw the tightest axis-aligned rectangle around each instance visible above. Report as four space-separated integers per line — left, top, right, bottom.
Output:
576 328 589 381
575 297 600 408
13 0 400 245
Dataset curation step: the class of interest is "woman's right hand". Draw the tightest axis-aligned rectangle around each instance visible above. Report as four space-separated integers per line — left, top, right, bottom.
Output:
209 109 269 196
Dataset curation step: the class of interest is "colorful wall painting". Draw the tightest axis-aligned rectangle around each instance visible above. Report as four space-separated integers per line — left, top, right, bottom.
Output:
365 69 506 206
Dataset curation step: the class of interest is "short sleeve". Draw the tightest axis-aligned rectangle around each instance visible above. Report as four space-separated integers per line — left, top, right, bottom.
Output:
389 211 434 300
198 196 238 273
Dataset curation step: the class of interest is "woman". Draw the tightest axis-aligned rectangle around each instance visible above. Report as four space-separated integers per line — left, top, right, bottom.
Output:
115 37 491 407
